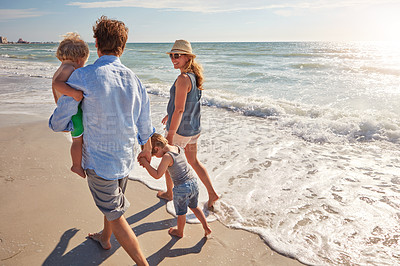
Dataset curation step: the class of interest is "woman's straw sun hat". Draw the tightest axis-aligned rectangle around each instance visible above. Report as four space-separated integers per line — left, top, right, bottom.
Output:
166 39 196 57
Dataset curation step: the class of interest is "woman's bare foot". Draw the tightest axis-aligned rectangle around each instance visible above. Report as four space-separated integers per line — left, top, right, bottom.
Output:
71 165 86 178
168 227 183 238
207 193 219 209
87 232 111 250
203 224 212 237
157 190 173 201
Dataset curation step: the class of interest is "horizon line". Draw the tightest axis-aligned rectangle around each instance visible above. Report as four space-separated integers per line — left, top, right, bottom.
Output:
1 40 395 44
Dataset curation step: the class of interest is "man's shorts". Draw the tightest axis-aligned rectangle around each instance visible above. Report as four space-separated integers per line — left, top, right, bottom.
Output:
86 169 130 221
71 104 83 138
172 178 199 216
166 132 200 148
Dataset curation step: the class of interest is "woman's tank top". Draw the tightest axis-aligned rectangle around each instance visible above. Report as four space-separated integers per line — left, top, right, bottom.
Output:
166 73 201 137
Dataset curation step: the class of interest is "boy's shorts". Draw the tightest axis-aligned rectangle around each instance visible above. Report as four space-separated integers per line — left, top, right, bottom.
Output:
71 104 83 138
173 178 199 216
165 132 200 148
86 169 130 221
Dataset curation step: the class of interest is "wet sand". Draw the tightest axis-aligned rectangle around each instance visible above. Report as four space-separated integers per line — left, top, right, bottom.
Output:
0 116 303 265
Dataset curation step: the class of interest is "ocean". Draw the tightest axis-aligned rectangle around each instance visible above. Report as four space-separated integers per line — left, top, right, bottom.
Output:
1 42 399 265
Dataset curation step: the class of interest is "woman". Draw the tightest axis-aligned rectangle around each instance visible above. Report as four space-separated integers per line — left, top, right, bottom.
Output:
157 39 219 209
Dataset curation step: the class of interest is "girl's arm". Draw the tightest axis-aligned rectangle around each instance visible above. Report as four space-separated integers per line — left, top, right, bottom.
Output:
52 65 83 102
139 154 173 179
166 74 191 144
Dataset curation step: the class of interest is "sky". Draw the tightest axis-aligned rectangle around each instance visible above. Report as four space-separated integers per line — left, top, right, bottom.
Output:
0 0 400 43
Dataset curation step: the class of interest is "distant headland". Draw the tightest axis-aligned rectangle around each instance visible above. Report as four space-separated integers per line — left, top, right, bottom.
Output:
0 36 56 44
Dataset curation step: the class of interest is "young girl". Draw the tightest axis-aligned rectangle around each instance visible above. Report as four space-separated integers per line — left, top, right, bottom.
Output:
158 39 219 209
139 133 212 238
52 32 89 178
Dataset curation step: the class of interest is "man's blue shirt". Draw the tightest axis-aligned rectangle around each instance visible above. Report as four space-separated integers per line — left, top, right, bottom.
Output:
49 55 154 180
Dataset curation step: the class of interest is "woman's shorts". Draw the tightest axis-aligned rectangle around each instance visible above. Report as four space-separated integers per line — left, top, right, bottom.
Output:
86 169 130 221
172 178 199 216
166 132 200 148
71 104 83 138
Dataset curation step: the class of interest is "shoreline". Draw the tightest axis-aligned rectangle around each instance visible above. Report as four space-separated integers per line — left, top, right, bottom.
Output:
0 116 303 265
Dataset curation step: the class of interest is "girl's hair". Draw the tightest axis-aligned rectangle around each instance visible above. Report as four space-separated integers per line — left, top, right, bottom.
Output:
56 32 89 62
151 133 168 155
182 55 204 90
93 15 128 56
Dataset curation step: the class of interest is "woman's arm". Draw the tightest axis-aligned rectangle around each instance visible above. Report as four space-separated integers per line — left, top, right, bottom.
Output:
166 74 191 144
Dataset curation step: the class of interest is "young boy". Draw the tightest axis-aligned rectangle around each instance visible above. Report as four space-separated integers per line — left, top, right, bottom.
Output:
139 133 212 238
52 32 89 178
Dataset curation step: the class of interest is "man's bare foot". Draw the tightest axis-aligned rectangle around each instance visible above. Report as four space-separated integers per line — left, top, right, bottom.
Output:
203 224 212 237
207 193 219 209
88 232 111 250
168 227 183 238
157 191 173 201
71 166 86 178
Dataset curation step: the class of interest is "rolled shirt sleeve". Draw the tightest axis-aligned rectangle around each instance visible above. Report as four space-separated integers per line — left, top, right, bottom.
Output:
48 95 79 132
48 69 84 132
134 76 155 145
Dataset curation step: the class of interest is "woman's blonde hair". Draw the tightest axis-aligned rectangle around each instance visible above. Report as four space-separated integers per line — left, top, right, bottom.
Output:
182 55 204 90
56 32 89 62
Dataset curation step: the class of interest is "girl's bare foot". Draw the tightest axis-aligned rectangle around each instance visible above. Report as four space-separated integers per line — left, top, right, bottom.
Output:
157 191 173 201
207 193 219 209
71 166 86 178
88 232 111 250
168 227 183 238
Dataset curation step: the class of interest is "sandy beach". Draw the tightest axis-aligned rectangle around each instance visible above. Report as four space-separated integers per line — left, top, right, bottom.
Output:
0 115 303 265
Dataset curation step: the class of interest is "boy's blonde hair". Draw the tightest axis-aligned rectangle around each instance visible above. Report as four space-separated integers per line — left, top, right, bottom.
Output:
151 133 168 155
56 32 89 62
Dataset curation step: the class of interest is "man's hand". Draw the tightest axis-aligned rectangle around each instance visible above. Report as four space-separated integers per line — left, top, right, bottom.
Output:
137 149 151 164
138 138 152 163
138 157 149 168
73 90 84 102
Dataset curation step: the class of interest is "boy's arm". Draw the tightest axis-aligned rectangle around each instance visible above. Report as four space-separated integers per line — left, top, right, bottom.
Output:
139 154 172 179
52 65 83 102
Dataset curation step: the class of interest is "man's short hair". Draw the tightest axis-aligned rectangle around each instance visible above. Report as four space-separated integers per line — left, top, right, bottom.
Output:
93 15 128 56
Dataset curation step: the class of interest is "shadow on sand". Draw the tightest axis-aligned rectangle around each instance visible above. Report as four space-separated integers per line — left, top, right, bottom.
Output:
42 199 207 265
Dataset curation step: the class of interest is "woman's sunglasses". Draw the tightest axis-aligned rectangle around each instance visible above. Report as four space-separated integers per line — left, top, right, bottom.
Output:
169 53 182 59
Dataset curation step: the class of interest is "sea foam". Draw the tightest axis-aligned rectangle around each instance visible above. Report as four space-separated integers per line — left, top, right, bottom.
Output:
1 42 400 265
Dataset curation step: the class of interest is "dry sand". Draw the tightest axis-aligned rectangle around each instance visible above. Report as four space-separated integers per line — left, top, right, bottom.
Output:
0 116 303 265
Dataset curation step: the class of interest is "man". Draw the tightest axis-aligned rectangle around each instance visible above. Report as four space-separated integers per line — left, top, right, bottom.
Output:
49 16 153 266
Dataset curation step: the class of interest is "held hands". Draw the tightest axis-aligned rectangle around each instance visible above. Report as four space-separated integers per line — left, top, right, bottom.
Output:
138 157 149 168
137 149 152 165
138 137 152 166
